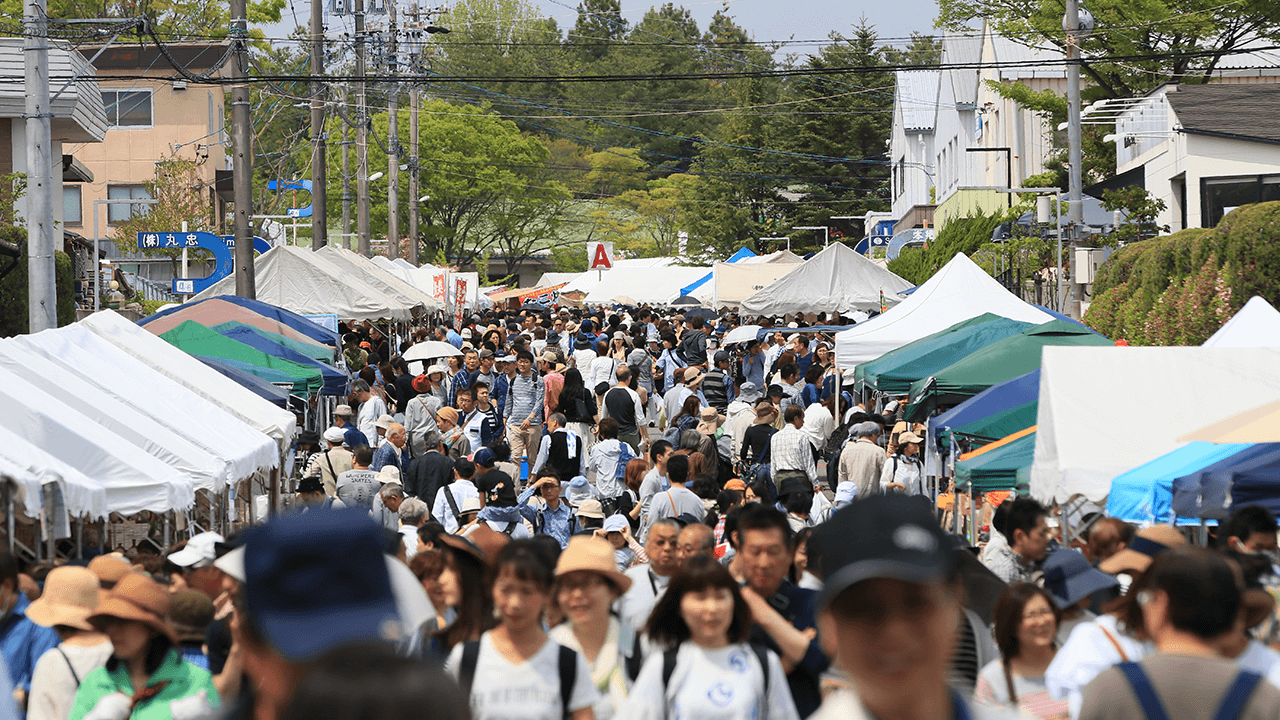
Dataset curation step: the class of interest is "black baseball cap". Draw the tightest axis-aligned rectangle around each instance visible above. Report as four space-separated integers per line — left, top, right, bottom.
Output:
811 494 955 610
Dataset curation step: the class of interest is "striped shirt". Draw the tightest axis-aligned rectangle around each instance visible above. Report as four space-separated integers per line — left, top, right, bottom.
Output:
770 424 817 483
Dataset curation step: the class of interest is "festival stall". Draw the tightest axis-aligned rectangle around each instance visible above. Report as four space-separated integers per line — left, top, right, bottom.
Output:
857 315 1034 395
955 427 1037 491
158 321 328 396
740 243 911 317
834 254 1053 368
316 245 439 314
929 369 1041 452
1105 443 1251 525
581 266 711 306
140 296 340 347
1203 296 1280 348
1172 444 1280 520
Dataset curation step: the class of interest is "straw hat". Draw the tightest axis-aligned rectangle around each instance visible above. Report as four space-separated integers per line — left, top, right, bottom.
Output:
86 555 134 589
376 465 402 486
684 370 705 388
88 573 179 645
26 567 101 631
1097 525 1187 575
555 536 632 592
697 407 724 436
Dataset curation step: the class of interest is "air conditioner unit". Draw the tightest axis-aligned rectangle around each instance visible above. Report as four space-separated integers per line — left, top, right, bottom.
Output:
173 80 187 90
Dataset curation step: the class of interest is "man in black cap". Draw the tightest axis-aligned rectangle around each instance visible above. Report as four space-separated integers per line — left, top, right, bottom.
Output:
810 494 990 720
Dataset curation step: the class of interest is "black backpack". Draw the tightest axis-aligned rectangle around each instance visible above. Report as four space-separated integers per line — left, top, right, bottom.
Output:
458 640 578 720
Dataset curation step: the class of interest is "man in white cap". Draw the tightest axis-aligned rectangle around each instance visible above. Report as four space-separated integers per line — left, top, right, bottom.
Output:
304 427 354 496
166 531 226 600
333 404 368 450
370 469 405 532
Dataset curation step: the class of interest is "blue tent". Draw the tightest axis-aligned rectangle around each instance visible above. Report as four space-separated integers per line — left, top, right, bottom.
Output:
1172 444 1280 520
213 324 349 395
195 354 299 392
198 357 292 408
678 246 757 297
144 296 340 346
929 369 1040 449
1107 442 1252 525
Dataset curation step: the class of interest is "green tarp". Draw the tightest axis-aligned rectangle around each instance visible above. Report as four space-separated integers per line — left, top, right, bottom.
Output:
160 321 323 395
208 321 335 364
940 401 1040 449
853 313 998 389
955 431 1036 491
906 320 1110 421
857 314 1033 394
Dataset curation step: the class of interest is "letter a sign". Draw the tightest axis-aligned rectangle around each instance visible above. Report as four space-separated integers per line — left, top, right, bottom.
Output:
588 242 614 270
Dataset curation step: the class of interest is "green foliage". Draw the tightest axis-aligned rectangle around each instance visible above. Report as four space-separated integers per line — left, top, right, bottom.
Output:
111 159 214 269
1083 202 1280 344
1100 186 1169 244
0 174 26 226
0 227 77 337
887 211 1007 284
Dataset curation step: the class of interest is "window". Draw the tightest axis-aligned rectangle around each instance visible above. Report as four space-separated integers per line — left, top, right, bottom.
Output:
101 89 152 127
1201 174 1280 227
107 185 152 223
62 186 82 225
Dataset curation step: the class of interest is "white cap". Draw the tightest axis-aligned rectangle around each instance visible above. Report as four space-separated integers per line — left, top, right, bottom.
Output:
376 466 402 486
323 426 346 444
603 515 629 533
167 531 225 569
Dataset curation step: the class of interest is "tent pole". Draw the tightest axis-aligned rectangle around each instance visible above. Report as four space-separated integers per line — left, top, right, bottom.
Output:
4 481 11 554
164 513 171 550
76 516 83 559
969 489 979 547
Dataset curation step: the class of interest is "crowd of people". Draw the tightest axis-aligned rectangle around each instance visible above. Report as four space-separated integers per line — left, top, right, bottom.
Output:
0 306 1277 720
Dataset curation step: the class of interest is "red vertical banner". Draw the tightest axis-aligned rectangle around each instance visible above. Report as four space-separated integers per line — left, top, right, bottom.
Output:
433 273 447 303
454 277 467 328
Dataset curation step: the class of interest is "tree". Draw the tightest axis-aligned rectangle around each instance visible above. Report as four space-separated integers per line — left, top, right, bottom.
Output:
1100 186 1170 244
569 0 628 62
4 0 286 41
111 159 216 273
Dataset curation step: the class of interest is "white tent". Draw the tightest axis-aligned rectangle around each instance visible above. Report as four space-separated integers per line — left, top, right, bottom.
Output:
561 258 679 296
740 243 912 318
0 368 195 514
0 425 107 520
194 246 415 321
1029 346 1280 505
80 311 297 446
536 272 582 288
706 261 803 308
317 245 439 312
739 249 804 264
9 325 280 484
833 253 1054 368
1203 296 1280 348
582 266 711 306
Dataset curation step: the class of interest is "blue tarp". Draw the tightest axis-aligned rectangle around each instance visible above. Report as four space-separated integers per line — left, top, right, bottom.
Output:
1107 442 1252 525
144 296 340 347
929 369 1040 447
679 247 757 297
212 324 349 395
1172 444 1280 520
198 357 292 408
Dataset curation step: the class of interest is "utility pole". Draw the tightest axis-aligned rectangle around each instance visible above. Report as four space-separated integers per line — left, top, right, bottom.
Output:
1064 0 1088 317
355 0 370 256
231 0 255 297
407 6 419 266
309 0 327 250
341 86 351 246
24 0 56 331
386 0 400 260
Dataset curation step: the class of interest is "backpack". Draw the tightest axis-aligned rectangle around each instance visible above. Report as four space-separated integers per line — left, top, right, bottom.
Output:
615 441 636 481
459 640 578 720
660 644 772 720
1116 661 1261 720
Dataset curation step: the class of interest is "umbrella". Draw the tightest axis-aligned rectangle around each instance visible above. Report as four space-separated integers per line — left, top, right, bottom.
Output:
723 325 763 346
612 295 637 305
1178 399 1280 444
670 295 702 307
402 341 463 363
683 308 718 322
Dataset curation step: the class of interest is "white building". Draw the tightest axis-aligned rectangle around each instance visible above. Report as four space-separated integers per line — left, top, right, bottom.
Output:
1106 83 1280 231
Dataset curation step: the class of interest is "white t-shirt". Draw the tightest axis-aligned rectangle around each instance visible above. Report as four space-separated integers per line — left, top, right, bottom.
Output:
28 641 113 720
445 633 598 720
1044 614 1152 719
617 642 799 720
618 565 670 635
336 469 380 508
463 410 487 452
549 618 629 720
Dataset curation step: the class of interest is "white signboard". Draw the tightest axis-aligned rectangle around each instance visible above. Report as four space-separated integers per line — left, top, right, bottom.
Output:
588 242 614 270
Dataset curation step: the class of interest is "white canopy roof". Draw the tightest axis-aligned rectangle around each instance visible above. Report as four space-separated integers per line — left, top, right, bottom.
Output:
561 258 679 295
1029 346 1280 505
1203 296 1280 348
536 272 582 287
833 253 1054 368
194 246 415 321
9 325 279 485
582 266 711 306
0 425 107 520
80 311 297 446
707 262 803 308
317 245 438 312
0 367 195 514
739 249 804 264
740 243 912 318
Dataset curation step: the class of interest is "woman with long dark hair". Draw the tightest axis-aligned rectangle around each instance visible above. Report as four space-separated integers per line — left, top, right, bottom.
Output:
558 367 599 448
973 583 1067 719
69 574 219 720
670 396 701 435
618 554 797 720
402 527 507 660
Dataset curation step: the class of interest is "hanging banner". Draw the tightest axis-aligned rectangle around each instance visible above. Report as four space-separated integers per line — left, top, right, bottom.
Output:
518 283 566 307
433 273 447 304
454 277 468 328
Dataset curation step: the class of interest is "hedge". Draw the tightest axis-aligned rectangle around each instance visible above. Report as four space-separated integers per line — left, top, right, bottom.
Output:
0 226 78 337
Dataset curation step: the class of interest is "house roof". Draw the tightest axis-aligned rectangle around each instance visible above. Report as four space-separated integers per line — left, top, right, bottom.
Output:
83 41 232 73
942 34 983 106
0 39 107 143
1166 83 1280 145
991 36 1067 80
897 70 940 131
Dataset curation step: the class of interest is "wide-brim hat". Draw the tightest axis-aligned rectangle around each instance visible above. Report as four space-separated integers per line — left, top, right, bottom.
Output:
86 554 134 588
88 573 179 645
1098 525 1187 575
412 374 430 393
738 382 762 404
555 536 632 593
27 566 101 631
1041 548 1119 608
439 525 509 567
684 370 704 387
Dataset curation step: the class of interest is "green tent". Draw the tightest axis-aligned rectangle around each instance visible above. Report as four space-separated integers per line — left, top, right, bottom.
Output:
857 314 1033 394
906 320 1110 421
160 320 323 395
955 430 1036 491
854 313 998 389
208 321 336 364
940 400 1040 449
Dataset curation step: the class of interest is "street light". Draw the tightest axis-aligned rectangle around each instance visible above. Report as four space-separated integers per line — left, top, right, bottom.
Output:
368 172 384 183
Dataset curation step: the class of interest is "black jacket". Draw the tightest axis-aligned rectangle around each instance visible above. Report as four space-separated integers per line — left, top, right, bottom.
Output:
404 450 455 504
